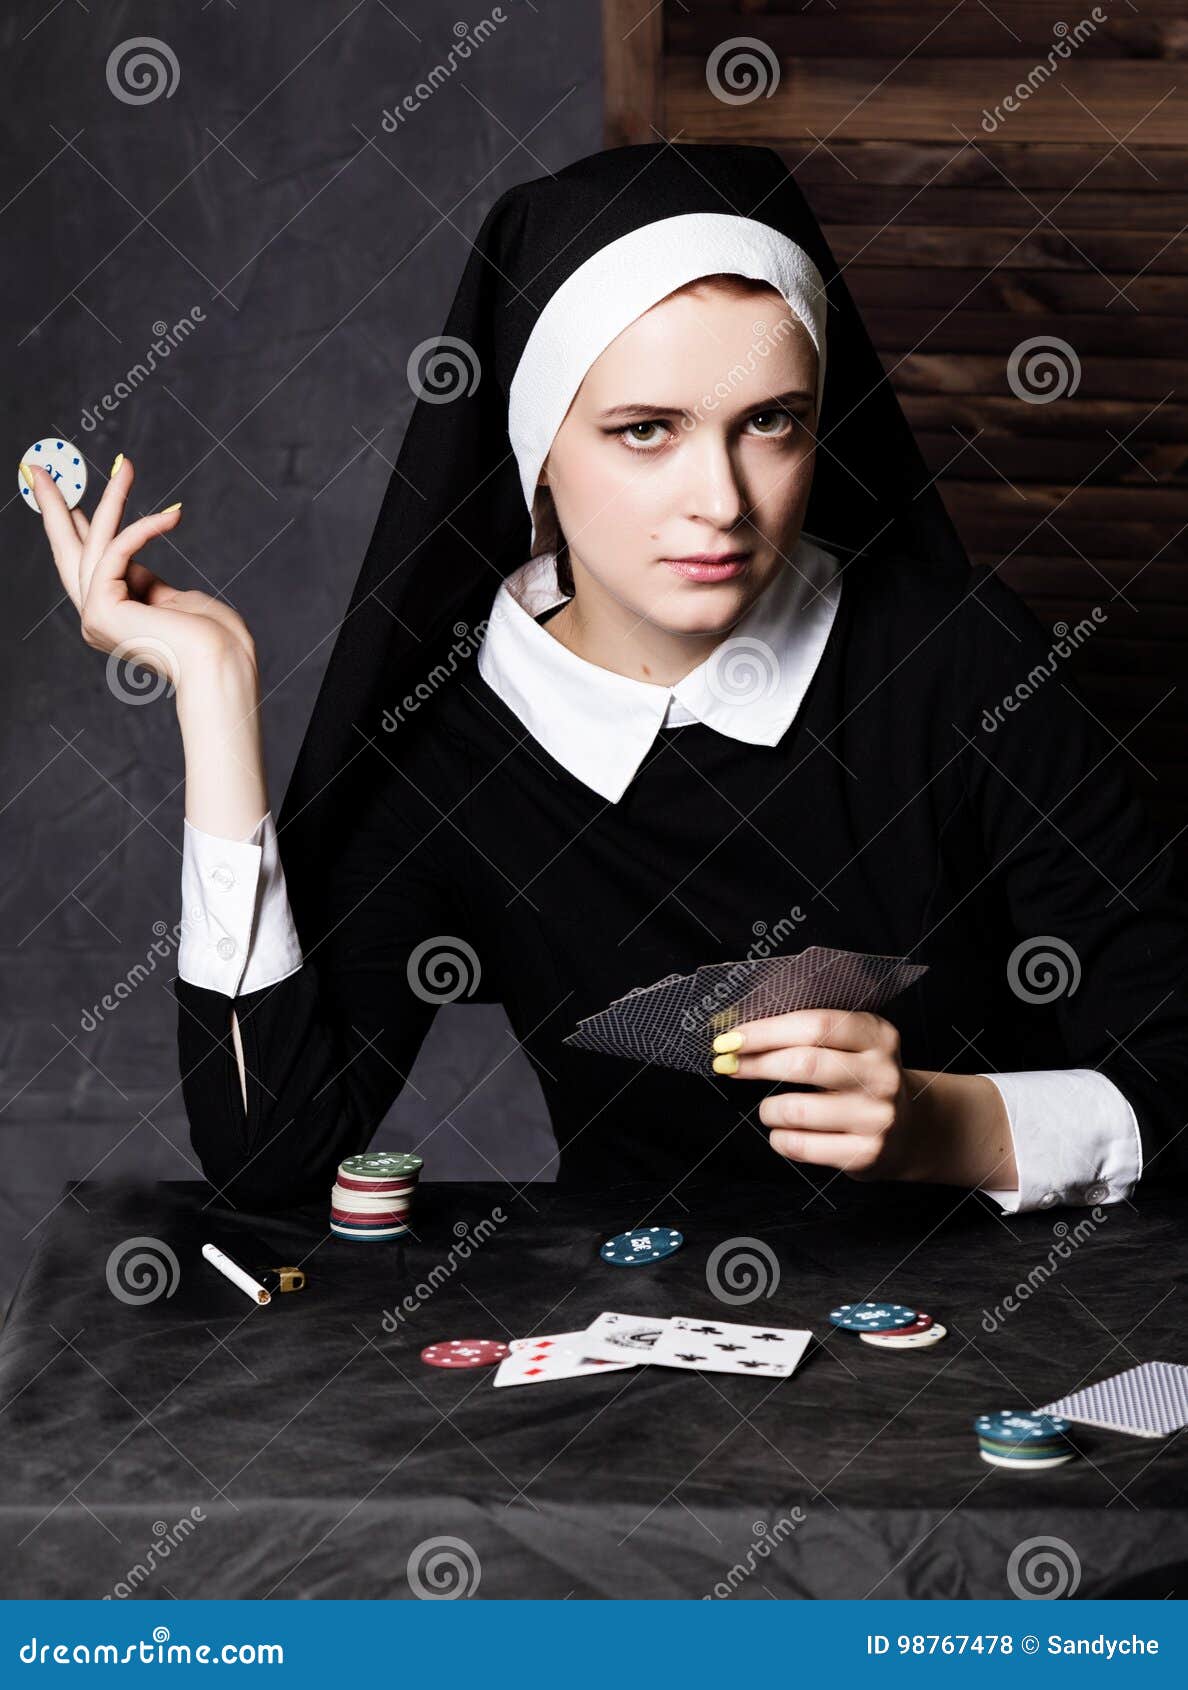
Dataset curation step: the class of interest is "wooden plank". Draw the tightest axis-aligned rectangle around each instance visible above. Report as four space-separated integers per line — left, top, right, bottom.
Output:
916 431 1188 487
665 57 1188 144
782 140 1188 191
668 4 1188 61
890 352 1188 399
851 269 1188 317
989 555 1187 601
870 308 1184 358
809 185 1188 230
824 224 1188 272
603 0 663 147
903 395 1188 442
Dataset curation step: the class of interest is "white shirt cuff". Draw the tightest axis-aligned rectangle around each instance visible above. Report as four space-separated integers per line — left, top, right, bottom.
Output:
977 1068 1143 1214
178 810 304 996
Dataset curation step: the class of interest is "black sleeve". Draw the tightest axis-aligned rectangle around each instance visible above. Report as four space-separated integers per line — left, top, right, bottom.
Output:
957 564 1188 1188
172 734 469 1209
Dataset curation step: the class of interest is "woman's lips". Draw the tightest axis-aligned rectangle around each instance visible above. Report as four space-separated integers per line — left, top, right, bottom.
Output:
662 554 750 583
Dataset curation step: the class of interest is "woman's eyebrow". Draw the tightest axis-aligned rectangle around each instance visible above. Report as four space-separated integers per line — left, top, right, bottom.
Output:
596 388 815 422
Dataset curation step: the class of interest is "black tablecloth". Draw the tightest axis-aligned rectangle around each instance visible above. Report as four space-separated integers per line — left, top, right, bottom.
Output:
1 1175 1186 1599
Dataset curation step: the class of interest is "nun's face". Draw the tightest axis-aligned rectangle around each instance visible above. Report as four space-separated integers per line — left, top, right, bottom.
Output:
540 280 817 640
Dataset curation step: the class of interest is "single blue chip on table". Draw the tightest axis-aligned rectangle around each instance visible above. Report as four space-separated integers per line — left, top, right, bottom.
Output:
829 1301 918 1331
600 1227 684 1265
973 1410 1071 1442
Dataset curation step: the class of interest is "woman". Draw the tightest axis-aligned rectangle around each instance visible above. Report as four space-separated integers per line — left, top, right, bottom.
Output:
26 143 1188 1212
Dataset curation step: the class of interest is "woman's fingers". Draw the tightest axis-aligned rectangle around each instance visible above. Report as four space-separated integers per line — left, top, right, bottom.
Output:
83 504 185 612
78 452 137 600
714 1007 896 1057
722 1041 886 1093
22 461 84 610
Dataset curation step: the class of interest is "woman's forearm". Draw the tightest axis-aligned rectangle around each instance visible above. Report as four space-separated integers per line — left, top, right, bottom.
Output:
903 1067 1018 1190
176 647 270 1115
176 644 269 838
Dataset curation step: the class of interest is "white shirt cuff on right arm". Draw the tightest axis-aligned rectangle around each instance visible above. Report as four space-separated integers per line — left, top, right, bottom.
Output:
977 1068 1143 1214
178 810 304 996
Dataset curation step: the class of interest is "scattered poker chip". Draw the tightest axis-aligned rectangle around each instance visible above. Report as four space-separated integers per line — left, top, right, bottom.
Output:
860 1321 947 1350
599 1226 684 1266
829 1302 918 1332
19 437 87 513
420 1339 510 1369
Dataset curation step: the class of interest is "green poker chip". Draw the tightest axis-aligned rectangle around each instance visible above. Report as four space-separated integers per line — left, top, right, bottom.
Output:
340 1151 423 1179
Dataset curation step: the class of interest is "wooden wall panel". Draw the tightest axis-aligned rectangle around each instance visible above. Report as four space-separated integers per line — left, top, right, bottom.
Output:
603 0 1187 880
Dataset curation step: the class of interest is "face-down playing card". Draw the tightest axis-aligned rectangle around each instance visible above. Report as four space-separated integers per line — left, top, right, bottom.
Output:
562 945 928 1073
1036 1361 1188 1439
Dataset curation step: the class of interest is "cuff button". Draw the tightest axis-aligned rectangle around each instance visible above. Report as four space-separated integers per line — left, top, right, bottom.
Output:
1039 1190 1058 1208
216 936 236 961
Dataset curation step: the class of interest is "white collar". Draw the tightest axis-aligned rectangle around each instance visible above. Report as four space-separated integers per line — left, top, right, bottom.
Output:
477 533 843 803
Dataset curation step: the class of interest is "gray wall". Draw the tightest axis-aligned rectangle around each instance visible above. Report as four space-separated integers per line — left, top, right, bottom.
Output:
2 1 601 1308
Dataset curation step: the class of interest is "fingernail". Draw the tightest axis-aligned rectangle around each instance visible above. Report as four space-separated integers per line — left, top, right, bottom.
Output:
19 462 35 488
110 453 124 478
712 1029 743 1053
162 501 182 513
712 1052 739 1075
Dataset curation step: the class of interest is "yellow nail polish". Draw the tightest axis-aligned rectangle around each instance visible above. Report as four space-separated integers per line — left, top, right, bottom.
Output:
161 501 182 513
19 461 35 488
712 1029 743 1054
712 1052 739 1075
110 453 124 478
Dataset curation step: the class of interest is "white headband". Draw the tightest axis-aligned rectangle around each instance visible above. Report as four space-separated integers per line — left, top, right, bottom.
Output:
507 210 827 541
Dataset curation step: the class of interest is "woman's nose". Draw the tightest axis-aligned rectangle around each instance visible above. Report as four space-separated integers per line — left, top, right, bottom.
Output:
685 432 747 528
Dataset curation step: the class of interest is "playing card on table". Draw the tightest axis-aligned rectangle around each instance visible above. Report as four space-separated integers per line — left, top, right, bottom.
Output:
562 945 928 1073
1036 1361 1188 1438
578 1310 672 1365
649 1316 812 1377
493 1331 636 1388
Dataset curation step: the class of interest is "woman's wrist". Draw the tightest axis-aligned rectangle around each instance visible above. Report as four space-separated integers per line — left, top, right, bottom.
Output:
900 1067 1018 1191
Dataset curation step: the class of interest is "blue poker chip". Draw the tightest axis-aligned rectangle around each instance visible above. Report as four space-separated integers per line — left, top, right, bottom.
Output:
829 1301 918 1332
599 1226 683 1266
973 1410 1071 1443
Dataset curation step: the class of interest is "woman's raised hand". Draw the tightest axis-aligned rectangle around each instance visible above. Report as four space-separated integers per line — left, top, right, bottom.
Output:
22 452 256 695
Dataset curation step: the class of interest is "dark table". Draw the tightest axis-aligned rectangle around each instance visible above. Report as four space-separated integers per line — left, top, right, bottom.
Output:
1 1175 1186 1599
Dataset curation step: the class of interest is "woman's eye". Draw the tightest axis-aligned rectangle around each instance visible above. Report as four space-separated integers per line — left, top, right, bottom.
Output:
748 409 797 437
616 420 670 449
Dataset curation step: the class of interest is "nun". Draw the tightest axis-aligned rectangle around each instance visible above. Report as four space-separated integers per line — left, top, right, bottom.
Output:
165 142 1188 1212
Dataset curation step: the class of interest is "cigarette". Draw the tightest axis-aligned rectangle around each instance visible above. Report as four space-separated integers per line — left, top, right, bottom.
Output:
202 1242 271 1305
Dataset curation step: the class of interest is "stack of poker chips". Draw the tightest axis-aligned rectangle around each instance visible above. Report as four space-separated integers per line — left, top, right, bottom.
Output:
974 1410 1076 1471
828 1301 947 1348
330 1151 422 1240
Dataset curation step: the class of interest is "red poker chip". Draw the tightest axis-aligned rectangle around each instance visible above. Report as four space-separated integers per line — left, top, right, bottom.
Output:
336 1173 417 1194
420 1339 510 1369
882 1313 935 1337
331 1208 408 1226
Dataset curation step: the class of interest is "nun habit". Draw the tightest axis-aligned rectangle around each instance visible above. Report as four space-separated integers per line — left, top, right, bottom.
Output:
173 143 1188 1209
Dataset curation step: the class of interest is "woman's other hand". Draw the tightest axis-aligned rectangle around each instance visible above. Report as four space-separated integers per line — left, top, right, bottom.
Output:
22 452 256 694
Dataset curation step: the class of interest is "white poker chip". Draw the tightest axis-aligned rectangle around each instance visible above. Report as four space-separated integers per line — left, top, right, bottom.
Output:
979 1448 1075 1471
19 438 88 513
860 1321 948 1350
